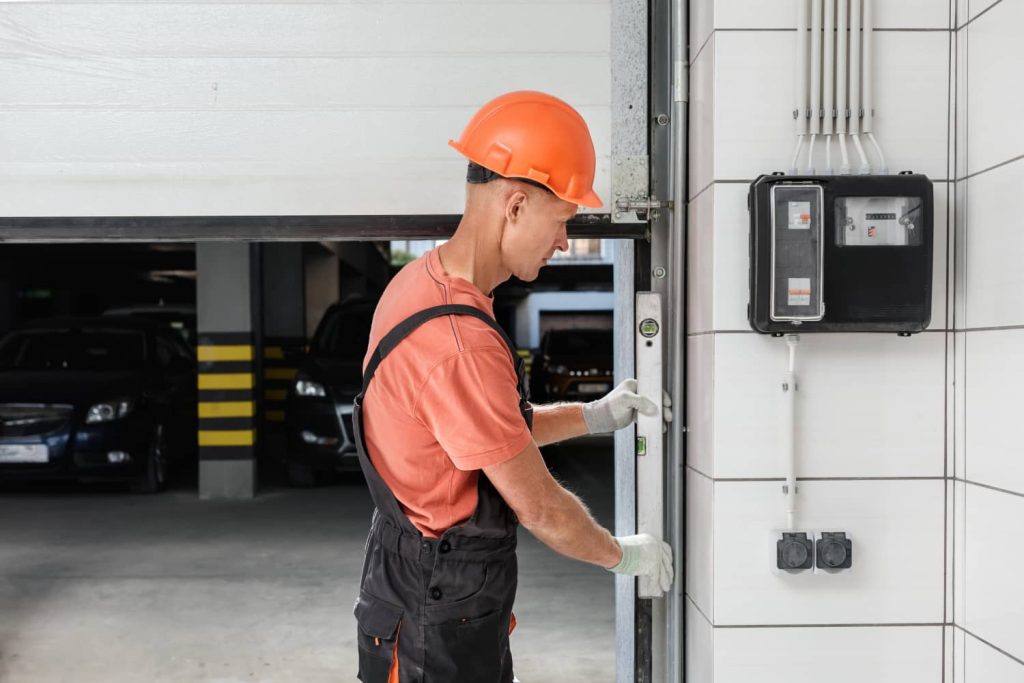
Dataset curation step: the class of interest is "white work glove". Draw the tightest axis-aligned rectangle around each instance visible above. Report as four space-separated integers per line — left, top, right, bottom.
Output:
581 378 673 434
607 534 674 593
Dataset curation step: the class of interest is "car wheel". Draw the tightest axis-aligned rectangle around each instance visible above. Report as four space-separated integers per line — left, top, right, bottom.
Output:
131 424 167 494
286 462 316 488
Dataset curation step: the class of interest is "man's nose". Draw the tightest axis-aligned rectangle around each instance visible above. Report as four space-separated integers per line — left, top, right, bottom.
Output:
555 227 570 252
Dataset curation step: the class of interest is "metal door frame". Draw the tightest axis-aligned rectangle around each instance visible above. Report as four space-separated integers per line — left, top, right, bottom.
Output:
612 0 687 680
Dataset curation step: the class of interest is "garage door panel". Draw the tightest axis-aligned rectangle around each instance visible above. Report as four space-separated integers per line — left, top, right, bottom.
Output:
0 56 609 110
0 107 610 160
0 157 612 216
0 3 610 57
0 1 612 218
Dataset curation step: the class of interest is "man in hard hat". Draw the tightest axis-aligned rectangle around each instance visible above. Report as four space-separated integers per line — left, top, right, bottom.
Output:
351 91 674 683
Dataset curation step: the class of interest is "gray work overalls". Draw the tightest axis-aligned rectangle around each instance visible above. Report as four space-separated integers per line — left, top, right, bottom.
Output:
352 304 534 683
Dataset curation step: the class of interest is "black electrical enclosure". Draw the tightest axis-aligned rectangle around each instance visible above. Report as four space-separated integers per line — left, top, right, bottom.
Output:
749 173 933 334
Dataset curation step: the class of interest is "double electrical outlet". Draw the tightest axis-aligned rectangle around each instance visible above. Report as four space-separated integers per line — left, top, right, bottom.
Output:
776 531 852 572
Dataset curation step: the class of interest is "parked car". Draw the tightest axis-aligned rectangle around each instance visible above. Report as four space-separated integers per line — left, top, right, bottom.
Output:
0 317 197 492
103 304 197 347
283 298 375 486
530 328 614 403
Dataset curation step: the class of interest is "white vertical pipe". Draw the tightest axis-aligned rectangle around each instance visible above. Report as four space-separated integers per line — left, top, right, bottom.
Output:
837 0 851 173
861 0 873 134
806 0 822 172
796 0 810 137
823 0 835 173
809 0 822 137
849 0 870 172
849 0 861 136
836 0 848 135
783 335 800 530
823 0 834 135
791 0 810 173
861 0 888 172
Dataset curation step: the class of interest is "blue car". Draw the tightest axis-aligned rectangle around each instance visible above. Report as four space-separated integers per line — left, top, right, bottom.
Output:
0 317 197 493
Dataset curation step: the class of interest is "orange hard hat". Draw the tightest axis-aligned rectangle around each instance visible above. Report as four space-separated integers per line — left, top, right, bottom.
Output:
449 91 603 208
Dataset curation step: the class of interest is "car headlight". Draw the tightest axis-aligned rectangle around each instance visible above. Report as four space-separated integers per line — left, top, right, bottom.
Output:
550 364 571 375
294 377 326 398
86 399 134 424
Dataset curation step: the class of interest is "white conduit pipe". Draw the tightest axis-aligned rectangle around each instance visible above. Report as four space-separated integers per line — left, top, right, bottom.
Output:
783 335 800 531
790 0 810 174
807 0 822 173
860 0 888 173
849 0 870 173
823 0 835 173
837 0 851 173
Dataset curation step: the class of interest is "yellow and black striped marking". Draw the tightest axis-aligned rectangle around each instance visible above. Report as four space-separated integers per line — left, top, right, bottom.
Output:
197 332 255 461
262 337 305 424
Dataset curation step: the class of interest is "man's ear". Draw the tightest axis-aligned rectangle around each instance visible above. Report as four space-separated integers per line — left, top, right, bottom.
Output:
505 189 528 225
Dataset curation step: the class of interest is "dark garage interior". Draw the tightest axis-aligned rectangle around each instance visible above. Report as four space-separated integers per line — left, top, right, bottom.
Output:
0 239 619 681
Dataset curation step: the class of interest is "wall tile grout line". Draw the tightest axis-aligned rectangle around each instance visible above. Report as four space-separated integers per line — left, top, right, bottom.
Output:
714 622 947 629
941 14 953 679
958 0 1006 31
686 594 714 628
956 624 1024 668
959 152 1024 182
686 465 947 483
958 324 1024 333
687 328 957 337
691 177 956 205
686 464 713 481
956 478 1024 500
687 179 715 204
690 30 714 68
713 28 951 33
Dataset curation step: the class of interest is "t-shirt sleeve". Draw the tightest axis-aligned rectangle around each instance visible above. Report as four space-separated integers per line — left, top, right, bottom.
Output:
413 346 532 471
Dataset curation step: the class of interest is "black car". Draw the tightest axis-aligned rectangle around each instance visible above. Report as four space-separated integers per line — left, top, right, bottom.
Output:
103 304 197 347
283 299 374 486
0 317 197 492
529 328 614 403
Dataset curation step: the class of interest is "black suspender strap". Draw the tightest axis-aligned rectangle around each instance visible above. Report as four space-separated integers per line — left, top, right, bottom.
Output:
361 305 523 393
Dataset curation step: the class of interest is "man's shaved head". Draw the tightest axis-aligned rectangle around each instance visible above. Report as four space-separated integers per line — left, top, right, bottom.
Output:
458 173 577 284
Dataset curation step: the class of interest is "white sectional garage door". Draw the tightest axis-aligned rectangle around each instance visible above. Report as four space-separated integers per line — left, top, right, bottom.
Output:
0 1 611 217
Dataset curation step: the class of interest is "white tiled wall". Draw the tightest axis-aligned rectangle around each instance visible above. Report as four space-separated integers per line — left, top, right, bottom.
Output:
684 0 1024 679
714 625 943 683
953 0 1024 679
713 480 945 625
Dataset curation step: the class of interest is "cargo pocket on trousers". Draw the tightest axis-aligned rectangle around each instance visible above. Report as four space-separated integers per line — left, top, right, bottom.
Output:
354 592 403 683
423 609 506 683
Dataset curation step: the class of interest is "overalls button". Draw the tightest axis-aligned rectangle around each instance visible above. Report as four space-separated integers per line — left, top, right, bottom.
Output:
439 540 451 553
430 587 443 600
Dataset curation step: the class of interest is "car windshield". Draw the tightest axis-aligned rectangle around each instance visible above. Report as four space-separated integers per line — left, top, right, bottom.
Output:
313 308 373 358
0 328 149 370
546 330 612 356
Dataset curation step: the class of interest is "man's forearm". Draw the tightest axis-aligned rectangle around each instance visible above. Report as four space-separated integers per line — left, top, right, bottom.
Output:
519 484 622 568
529 402 589 447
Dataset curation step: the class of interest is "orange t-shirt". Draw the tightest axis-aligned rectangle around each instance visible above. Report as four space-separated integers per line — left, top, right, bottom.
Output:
360 248 532 538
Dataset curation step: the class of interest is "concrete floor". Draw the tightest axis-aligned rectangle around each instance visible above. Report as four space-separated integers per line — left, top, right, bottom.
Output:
0 438 616 682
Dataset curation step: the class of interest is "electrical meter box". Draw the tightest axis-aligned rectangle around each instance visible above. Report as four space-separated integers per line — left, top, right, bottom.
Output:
748 173 933 334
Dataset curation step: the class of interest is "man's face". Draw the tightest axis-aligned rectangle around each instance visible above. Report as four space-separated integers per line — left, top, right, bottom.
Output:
501 186 577 282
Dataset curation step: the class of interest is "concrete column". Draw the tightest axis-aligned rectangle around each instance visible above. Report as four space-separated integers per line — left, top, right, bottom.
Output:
196 242 258 499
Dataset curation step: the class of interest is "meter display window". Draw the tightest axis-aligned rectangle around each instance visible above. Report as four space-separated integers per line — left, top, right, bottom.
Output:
835 196 924 247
